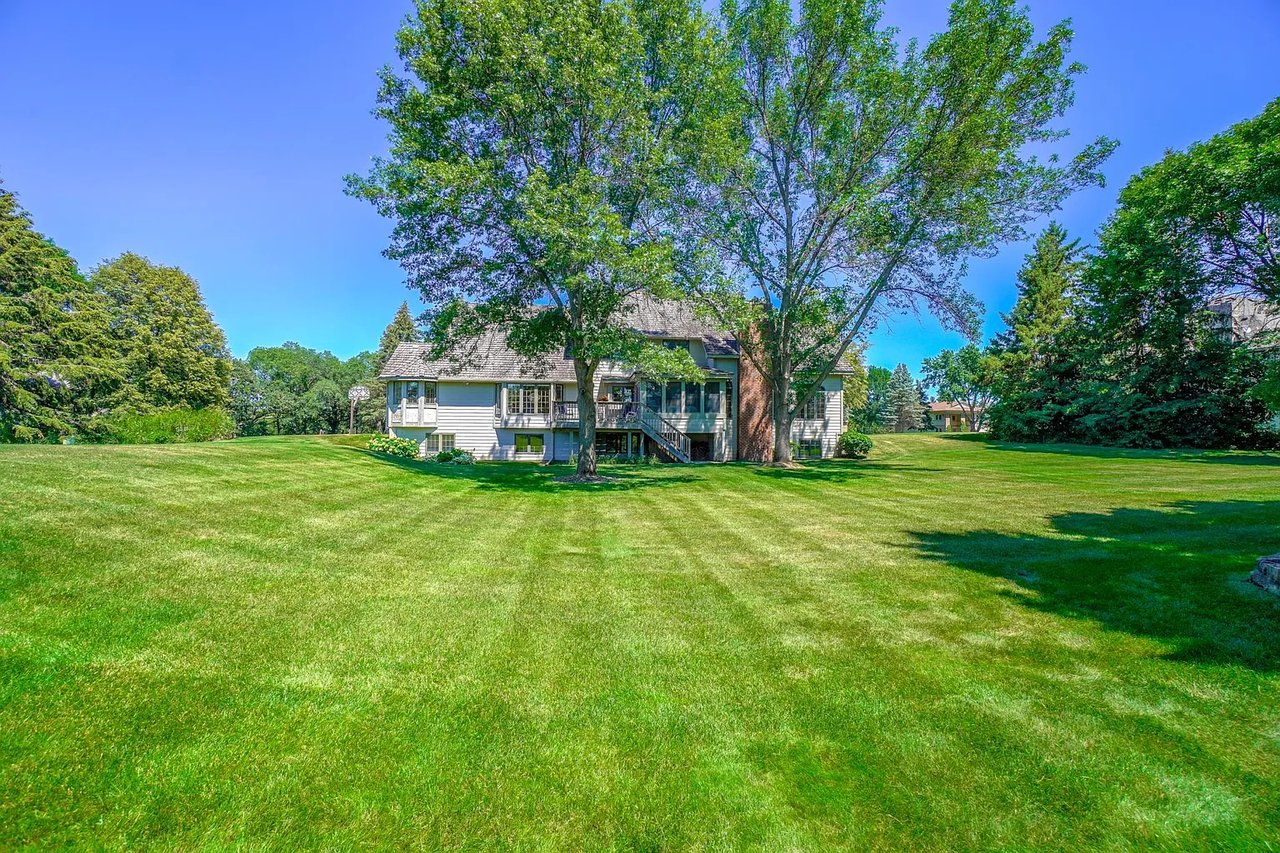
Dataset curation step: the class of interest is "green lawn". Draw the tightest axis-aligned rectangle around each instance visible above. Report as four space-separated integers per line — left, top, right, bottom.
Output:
1 435 1278 849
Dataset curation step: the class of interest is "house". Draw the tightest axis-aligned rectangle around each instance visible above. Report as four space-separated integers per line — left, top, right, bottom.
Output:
927 401 986 432
377 299 854 462
1208 295 1280 344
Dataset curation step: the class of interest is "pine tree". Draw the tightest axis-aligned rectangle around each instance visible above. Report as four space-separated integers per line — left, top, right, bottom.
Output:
0 183 120 440
885 363 924 433
996 223 1083 362
92 253 231 411
987 224 1088 442
377 301 421 368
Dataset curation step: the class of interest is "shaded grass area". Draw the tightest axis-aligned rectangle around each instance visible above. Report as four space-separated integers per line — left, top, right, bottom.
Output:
0 434 1277 848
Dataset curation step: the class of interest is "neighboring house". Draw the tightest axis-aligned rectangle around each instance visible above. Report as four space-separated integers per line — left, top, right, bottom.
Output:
1208 295 1280 344
1209 295 1280 432
378 299 854 462
927 401 987 432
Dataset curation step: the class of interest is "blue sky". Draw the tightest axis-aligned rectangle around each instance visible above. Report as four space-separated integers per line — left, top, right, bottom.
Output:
2 1 1277 374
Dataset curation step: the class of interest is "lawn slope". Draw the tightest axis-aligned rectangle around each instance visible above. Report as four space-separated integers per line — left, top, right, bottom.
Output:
1 435 1277 848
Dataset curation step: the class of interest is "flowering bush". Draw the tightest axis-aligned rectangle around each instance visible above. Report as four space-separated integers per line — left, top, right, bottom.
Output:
434 447 475 465
837 429 873 459
369 434 420 458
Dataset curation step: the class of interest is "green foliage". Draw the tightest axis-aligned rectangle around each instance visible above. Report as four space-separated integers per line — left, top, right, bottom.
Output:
1063 102 1278 448
674 0 1113 461
89 406 235 444
369 434 420 458
349 0 736 476
836 429 872 459
847 365 891 433
987 223 1088 442
433 447 476 465
0 182 122 440
885 364 924 433
921 345 996 431
987 100 1280 451
378 301 421 367
234 343 376 436
1122 97 1278 303
91 253 231 411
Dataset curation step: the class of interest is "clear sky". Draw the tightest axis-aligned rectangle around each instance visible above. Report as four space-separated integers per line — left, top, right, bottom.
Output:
2 1 1277 374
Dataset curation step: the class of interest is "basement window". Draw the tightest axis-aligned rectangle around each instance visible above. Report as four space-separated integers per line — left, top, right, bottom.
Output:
515 433 544 453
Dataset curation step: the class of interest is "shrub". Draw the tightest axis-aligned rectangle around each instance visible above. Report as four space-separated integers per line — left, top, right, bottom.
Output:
837 429 873 459
434 447 475 465
368 434 420 458
90 407 236 444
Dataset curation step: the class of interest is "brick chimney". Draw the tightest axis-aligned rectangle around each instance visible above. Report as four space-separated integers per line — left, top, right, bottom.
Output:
735 322 773 462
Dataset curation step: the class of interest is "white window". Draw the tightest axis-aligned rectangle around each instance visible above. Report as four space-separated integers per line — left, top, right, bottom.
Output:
507 385 550 415
423 382 438 405
424 433 456 454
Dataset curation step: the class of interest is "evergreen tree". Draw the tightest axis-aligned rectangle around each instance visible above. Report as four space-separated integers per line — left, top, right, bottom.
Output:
378 301 421 367
885 364 924 433
987 224 1088 442
0 183 120 440
92 253 231 411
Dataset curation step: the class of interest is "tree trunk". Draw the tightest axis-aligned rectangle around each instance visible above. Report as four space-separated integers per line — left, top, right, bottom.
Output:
770 368 793 465
772 404 795 464
574 358 597 477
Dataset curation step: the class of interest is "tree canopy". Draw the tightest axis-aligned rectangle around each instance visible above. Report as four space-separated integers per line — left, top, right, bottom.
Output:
350 0 735 476
0 183 120 441
922 344 995 431
92 253 232 412
986 100 1280 451
672 0 1114 462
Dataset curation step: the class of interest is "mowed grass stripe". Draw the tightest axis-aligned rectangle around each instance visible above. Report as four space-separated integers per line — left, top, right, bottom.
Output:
0 435 1277 848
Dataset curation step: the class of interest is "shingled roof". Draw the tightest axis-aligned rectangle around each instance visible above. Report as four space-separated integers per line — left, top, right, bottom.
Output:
379 328 579 382
378 296 856 380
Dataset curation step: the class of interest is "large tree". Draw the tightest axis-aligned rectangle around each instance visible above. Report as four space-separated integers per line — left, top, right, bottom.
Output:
921 344 995 431
0 183 120 440
1137 97 1278 304
1070 147 1273 448
986 222 1086 441
92 253 231 411
675 0 1113 462
885 363 923 433
350 0 734 478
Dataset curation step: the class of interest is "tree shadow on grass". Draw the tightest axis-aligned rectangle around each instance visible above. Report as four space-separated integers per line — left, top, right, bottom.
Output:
962 435 1280 466
349 447 701 492
907 499 1280 671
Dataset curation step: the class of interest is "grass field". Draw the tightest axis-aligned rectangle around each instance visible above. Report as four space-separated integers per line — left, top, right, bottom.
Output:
1 434 1278 849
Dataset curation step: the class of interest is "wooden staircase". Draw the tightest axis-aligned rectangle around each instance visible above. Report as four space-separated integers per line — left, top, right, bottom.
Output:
550 401 692 462
636 405 691 463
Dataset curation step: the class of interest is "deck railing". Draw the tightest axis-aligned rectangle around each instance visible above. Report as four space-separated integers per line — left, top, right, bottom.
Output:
551 400 690 461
